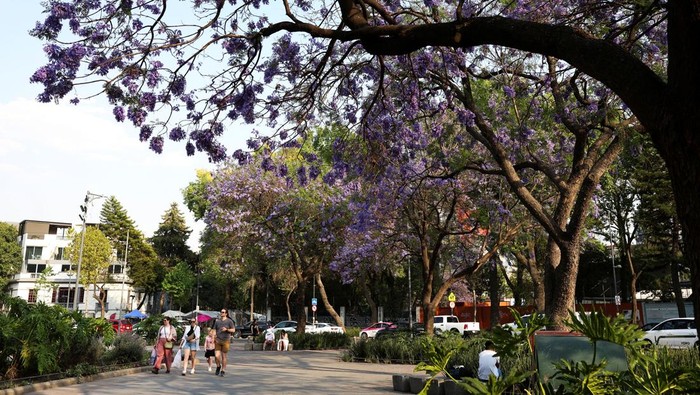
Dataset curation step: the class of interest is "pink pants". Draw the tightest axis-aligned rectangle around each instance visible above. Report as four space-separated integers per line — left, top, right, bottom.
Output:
153 337 173 371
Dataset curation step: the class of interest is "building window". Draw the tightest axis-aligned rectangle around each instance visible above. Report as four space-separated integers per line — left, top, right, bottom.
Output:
108 264 124 274
54 247 66 261
53 287 73 305
28 289 37 304
26 264 47 276
25 246 43 260
61 264 75 272
56 227 69 240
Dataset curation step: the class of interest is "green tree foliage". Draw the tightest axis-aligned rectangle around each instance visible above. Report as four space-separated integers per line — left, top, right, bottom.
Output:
182 169 213 221
0 222 22 292
150 203 194 266
99 196 159 308
0 295 112 379
65 226 113 317
162 261 196 309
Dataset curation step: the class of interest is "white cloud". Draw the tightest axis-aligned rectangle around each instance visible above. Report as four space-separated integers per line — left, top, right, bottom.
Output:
0 98 216 250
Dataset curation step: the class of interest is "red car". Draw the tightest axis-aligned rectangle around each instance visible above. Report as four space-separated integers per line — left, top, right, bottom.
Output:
109 319 133 333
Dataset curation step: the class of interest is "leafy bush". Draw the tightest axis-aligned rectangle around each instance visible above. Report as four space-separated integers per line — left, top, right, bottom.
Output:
344 327 360 337
343 332 426 364
289 332 351 350
134 315 181 343
418 310 700 394
0 296 111 380
103 333 148 365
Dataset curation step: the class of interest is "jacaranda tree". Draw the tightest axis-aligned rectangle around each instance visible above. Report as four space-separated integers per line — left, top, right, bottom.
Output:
30 1 700 329
207 153 350 332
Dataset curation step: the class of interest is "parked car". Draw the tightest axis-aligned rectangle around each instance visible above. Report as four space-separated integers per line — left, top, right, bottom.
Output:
360 322 395 339
235 320 274 338
306 322 345 334
375 322 425 339
270 320 298 334
643 317 698 348
433 315 480 336
109 319 133 334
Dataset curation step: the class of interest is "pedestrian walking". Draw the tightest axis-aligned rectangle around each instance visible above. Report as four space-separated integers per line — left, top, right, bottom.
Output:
152 316 177 374
212 308 236 377
181 318 201 376
204 328 216 371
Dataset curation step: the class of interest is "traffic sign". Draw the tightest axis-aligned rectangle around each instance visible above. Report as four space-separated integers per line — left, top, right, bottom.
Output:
311 297 318 306
448 292 456 302
449 301 455 309
312 305 317 312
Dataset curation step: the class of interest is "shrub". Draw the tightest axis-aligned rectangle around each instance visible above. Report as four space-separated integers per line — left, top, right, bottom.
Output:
289 332 351 350
343 333 426 364
134 315 181 343
344 327 360 337
103 333 148 365
0 296 109 380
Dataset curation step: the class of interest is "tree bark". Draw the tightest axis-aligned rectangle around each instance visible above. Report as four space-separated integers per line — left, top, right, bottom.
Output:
315 273 345 329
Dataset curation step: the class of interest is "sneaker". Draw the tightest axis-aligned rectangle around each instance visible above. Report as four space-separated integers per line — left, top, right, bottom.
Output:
190 369 195 375
220 370 225 377
151 368 159 374
215 366 221 376
208 366 212 372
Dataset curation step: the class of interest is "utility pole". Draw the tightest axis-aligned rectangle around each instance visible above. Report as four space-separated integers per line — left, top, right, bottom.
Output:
73 191 107 313
118 229 130 331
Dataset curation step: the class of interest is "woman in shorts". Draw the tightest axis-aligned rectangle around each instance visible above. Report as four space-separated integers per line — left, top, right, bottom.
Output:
181 318 201 375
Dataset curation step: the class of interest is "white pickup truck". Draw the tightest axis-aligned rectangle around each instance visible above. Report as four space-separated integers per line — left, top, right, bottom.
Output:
433 315 480 336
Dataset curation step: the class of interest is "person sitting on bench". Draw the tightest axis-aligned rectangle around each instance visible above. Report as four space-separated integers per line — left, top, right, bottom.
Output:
263 329 275 351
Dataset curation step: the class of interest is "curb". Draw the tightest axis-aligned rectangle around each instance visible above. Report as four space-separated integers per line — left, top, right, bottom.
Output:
0 366 151 395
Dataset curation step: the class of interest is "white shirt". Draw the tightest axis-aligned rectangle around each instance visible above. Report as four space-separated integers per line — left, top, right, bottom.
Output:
477 349 500 380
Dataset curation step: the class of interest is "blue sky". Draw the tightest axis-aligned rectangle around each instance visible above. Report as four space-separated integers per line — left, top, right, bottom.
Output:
0 3 248 249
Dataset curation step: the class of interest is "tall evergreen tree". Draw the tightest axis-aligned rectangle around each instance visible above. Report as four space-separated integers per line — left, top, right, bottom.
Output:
98 196 160 310
99 197 134 260
150 203 194 267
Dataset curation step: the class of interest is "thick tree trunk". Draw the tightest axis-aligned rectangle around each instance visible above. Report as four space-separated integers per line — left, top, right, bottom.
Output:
657 0 700 339
515 243 546 311
544 239 580 329
663 152 700 332
358 270 378 323
315 273 345 329
489 260 500 329
293 278 308 333
285 285 295 321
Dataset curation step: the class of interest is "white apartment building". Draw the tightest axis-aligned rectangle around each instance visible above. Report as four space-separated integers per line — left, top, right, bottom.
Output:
6 219 138 318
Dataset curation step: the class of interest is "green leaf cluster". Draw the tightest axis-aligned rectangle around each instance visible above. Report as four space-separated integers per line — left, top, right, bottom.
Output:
0 222 22 291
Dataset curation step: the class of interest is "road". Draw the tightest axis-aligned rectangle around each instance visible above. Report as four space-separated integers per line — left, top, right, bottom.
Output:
22 341 420 395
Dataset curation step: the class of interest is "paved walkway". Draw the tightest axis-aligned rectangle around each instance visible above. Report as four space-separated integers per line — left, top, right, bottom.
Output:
23 341 420 394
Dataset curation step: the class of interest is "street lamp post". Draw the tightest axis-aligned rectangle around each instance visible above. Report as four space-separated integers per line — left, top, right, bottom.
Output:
118 230 130 331
612 242 622 311
73 190 107 313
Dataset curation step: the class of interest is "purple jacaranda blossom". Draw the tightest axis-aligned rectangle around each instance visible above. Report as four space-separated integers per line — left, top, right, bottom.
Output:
150 136 164 153
113 106 125 122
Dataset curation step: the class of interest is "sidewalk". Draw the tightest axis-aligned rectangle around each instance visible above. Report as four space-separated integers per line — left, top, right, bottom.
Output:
22 341 420 394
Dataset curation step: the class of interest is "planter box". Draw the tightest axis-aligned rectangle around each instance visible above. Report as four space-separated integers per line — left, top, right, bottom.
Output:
426 378 443 395
392 374 410 392
443 380 468 395
409 375 427 394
